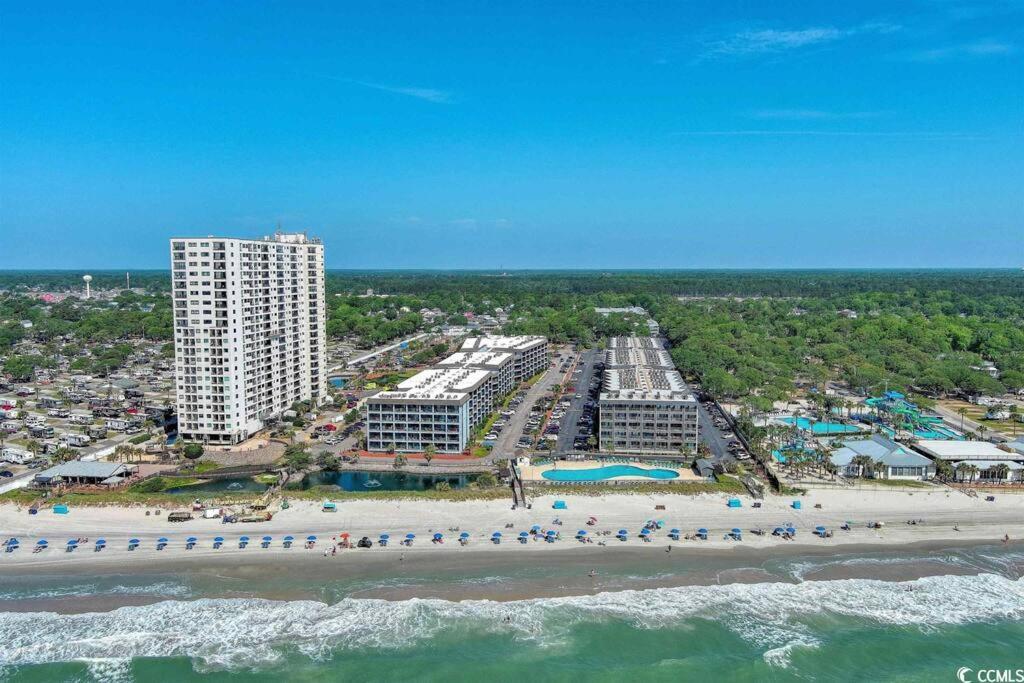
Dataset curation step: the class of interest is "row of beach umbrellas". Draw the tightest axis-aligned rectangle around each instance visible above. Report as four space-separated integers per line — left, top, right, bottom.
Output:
3 524 831 553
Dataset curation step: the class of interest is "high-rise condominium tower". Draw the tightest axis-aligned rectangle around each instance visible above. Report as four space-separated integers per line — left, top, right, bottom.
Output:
170 232 326 445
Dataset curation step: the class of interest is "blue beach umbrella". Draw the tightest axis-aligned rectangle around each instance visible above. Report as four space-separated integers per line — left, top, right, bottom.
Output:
67 538 78 545
576 529 587 536
307 535 318 542
379 534 390 540
284 535 295 541
405 534 415 540
773 527 785 535
36 539 48 547
262 536 272 542
213 536 225 547
519 531 529 538
157 537 168 544
492 531 502 537
459 532 470 539
433 533 443 540
786 527 797 535
640 528 650 535
95 538 106 545
697 528 708 539
731 528 742 536
186 537 197 548
283 535 295 547
128 538 140 549
616 529 628 536
530 524 542 531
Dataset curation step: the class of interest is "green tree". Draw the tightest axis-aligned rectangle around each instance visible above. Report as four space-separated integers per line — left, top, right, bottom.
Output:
392 452 408 469
283 444 313 473
423 443 436 465
317 452 340 471
474 471 498 487
182 443 204 460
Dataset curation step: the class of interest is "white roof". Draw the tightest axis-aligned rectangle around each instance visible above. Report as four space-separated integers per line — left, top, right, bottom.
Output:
374 367 493 402
460 335 546 353
914 440 1015 461
436 351 512 371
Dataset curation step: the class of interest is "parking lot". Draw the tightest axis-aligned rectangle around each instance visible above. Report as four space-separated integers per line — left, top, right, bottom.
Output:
695 395 748 466
554 348 601 455
489 345 574 459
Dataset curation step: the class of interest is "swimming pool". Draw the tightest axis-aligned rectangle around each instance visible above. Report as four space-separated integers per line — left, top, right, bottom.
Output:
541 465 679 482
779 417 861 434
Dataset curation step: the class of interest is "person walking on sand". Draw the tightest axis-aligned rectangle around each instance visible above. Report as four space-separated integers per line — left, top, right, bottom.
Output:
1004 534 1010 544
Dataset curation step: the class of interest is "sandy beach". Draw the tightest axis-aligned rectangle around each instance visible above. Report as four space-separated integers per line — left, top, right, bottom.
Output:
3 487 1022 575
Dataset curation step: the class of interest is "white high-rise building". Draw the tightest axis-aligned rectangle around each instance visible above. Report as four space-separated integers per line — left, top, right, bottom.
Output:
170 232 327 445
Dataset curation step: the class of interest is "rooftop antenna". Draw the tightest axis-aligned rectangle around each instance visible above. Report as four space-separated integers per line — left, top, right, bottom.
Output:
82 274 92 299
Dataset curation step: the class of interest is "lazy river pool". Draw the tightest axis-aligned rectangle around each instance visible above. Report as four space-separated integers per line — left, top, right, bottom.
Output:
541 465 679 482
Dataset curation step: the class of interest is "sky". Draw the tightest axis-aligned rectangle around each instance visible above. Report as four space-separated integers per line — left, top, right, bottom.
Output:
1 1 1022 270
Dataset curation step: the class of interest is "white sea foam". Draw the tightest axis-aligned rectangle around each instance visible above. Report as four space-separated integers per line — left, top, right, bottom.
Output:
0 581 192 602
785 553 974 581
0 574 1021 673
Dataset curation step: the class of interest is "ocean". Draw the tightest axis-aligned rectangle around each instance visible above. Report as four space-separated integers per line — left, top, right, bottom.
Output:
1 543 1022 681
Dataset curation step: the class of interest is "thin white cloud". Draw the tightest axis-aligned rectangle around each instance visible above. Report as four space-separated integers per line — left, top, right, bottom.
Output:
352 81 452 103
752 109 884 121
321 75 453 103
701 22 900 59
906 39 1016 61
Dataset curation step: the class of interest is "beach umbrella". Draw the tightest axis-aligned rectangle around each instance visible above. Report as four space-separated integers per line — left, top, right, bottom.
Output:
433 533 443 540
239 536 250 542
459 532 469 539
379 534 390 540
530 524 542 531
731 528 742 536
157 537 168 543
576 530 587 536
4 538 18 546
213 536 224 546
262 536 272 542
340 532 350 539
405 534 415 540
95 538 106 545
669 528 681 535
786 527 796 535
187 536 198 543
36 539 47 546
128 538 140 549
773 527 785 535
519 531 529 538
546 530 557 537
307 535 317 541
617 529 628 536
284 535 295 541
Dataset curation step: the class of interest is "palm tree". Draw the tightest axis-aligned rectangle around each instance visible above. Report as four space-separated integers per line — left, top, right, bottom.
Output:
934 458 953 482
957 407 968 432
967 464 980 483
873 458 888 480
990 463 1010 483
955 462 970 482
24 439 42 459
850 454 874 478
392 452 408 469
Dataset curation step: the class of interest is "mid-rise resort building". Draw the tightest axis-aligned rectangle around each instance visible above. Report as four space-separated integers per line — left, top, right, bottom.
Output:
171 232 327 445
598 336 699 455
366 335 548 453
459 335 549 382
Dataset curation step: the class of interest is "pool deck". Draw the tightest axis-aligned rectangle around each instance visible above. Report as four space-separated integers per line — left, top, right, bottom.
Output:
519 460 702 483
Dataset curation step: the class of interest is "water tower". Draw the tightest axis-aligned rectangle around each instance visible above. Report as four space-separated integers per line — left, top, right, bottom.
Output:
82 274 93 299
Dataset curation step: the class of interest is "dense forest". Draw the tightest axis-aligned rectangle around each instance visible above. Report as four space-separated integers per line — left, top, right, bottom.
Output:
2 270 1022 402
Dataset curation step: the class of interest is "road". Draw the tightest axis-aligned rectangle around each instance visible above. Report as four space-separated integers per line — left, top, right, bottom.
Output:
490 347 572 461
555 348 599 455
931 403 1008 442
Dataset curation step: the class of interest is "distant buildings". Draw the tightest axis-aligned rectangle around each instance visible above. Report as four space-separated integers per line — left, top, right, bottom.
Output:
912 440 1024 483
365 335 548 453
830 435 935 481
598 336 699 455
170 232 326 445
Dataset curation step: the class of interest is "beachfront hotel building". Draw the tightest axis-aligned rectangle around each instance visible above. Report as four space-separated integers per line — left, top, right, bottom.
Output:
170 232 327 445
460 335 549 382
598 336 699 455
365 337 547 454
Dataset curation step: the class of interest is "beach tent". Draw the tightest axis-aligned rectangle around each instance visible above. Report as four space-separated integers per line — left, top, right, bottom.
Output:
53 504 69 515
552 500 567 510
727 499 741 508
792 500 802 510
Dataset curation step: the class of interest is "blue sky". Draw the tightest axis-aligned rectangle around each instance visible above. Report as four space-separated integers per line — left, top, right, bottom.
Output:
1 1 1022 269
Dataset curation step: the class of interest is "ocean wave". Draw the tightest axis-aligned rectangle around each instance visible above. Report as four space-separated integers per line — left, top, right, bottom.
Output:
1 573 1022 673
784 553 975 581
0 581 192 602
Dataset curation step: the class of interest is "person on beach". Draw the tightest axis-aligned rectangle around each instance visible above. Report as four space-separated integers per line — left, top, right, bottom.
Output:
1004 534 1010 544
